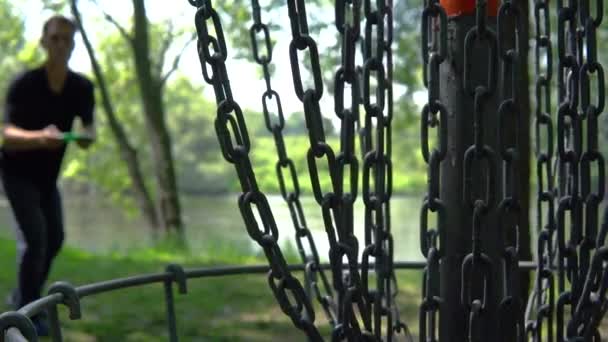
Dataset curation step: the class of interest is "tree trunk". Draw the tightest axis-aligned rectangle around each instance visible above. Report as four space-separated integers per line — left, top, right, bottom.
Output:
70 0 160 232
131 0 183 233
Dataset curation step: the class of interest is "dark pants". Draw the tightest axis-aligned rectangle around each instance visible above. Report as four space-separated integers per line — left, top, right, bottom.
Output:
2 173 64 308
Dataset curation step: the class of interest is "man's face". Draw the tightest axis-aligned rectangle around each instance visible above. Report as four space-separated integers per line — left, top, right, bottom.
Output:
41 20 75 65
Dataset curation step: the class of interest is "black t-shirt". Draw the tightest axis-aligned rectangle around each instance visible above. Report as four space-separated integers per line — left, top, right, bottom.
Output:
1 66 94 185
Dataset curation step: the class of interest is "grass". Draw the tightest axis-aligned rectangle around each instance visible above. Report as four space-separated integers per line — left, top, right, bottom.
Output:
0 237 422 341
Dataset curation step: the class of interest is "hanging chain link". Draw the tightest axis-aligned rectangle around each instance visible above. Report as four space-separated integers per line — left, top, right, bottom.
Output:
461 1 498 341
377 1 411 339
186 0 608 340
555 1 583 340
334 0 372 340
526 0 557 340
284 0 375 340
524 0 608 340
496 0 523 340
187 0 403 340
565 0 606 339
188 0 323 340
249 0 337 326
359 0 402 340
419 0 448 341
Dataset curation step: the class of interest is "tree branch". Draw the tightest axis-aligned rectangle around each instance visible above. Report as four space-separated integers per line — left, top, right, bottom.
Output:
155 20 174 81
90 0 133 44
71 0 160 230
160 32 197 87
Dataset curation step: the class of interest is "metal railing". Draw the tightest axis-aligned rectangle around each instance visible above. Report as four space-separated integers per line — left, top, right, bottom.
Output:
0 261 537 341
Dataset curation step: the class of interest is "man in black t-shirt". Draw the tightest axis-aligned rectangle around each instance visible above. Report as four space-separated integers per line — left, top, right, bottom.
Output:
0 15 95 335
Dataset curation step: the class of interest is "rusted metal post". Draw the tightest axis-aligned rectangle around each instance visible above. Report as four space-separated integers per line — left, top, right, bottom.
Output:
438 0 504 340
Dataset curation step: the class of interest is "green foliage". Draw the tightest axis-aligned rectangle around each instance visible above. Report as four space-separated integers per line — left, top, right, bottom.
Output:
0 0 34 106
54 1 463 218
63 28 146 212
281 111 337 136
165 76 232 194
41 0 66 12
60 0 429 216
244 133 425 195
62 22 233 205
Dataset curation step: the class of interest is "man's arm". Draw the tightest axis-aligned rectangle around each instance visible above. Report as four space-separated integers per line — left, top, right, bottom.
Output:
75 77 95 150
2 124 64 150
75 122 95 149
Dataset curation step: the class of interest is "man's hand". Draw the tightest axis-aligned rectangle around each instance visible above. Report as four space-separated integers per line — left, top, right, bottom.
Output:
39 125 64 149
75 124 95 149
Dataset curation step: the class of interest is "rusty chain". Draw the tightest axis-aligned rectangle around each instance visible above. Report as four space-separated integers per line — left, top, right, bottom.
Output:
249 0 337 326
461 1 499 341
188 0 322 339
497 0 524 340
565 0 606 339
185 0 608 340
419 0 448 341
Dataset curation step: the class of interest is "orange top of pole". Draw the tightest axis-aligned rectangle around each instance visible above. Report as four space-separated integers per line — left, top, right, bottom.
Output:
440 0 499 17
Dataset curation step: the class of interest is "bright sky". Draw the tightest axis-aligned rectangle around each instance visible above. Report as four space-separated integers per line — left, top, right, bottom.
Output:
19 0 422 121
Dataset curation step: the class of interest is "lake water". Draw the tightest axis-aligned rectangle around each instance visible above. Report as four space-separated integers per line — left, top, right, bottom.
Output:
0 193 425 262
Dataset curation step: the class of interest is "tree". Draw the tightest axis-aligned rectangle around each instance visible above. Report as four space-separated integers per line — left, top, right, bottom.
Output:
165 76 231 194
283 112 336 136
62 24 230 202
68 0 197 235
129 0 184 233
70 0 160 231
0 0 35 103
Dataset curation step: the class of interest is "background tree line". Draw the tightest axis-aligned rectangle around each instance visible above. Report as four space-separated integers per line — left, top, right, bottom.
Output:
0 0 605 242
0 0 429 235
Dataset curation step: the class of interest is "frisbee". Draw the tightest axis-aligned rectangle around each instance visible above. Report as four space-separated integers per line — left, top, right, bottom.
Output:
62 132 93 143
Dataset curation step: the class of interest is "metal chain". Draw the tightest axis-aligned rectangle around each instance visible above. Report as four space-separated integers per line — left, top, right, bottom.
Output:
359 0 400 340
461 1 498 341
419 0 447 340
526 0 557 340
335 1 365 338
187 1 323 340
526 0 608 340
555 0 583 340
284 0 372 340
334 0 372 340
249 0 337 326
377 1 411 340
496 1 523 340
566 0 606 339
188 0 608 340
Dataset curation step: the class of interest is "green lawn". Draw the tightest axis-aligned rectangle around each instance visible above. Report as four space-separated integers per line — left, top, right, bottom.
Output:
0 238 422 341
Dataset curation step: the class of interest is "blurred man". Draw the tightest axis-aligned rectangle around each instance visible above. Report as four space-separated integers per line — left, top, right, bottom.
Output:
1 15 95 336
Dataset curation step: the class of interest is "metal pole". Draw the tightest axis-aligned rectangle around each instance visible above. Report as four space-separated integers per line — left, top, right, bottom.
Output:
164 281 178 342
48 305 63 342
439 1 502 340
